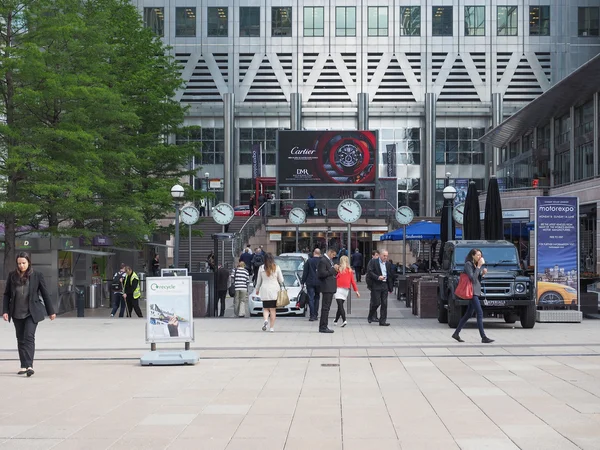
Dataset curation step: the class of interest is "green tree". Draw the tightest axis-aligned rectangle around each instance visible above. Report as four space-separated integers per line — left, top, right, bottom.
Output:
0 0 199 276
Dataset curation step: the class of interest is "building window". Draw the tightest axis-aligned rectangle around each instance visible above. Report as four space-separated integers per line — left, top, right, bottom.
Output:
554 151 570 186
239 128 278 166
529 6 550 36
432 6 453 36
335 7 356 37
575 100 594 136
304 7 324 37
240 7 260 37
207 7 228 37
176 128 224 165
575 142 594 181
143 7 164 36
554 114 570 147
400 7 420 36
368 6 388 36
498 6 518 36
435 128 485 166
464 6 485 36
175 7 196 37
272 7 292 36
578 7 599 37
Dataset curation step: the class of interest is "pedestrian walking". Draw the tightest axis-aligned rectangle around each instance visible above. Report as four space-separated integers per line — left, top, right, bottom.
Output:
151 254 160 277
366 249 394 326
301 248 321 321
2 252 56 377
110 263 128 317
351 248 363 282
452 248 495 344
199 198 206 217
317 248 339 333
206 251 216 272
333 256 360 327
233 262 250 317
123 266 143 318
216 265 230 317
240 247 253 278
251 248 264 285
255 253 283 332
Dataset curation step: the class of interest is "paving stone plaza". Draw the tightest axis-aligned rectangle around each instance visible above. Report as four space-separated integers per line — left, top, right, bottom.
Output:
1 282 600 450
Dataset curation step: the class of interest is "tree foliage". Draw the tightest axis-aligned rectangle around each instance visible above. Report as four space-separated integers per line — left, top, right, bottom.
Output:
0 0 199 275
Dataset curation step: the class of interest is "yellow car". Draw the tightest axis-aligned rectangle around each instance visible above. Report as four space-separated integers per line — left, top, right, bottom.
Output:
537 281 577 305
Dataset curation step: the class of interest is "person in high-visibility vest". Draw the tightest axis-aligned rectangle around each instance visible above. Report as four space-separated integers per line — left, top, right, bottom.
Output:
123 266 143 318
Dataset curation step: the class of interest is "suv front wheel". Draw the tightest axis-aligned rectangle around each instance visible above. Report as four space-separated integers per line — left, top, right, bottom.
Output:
520 303 536 329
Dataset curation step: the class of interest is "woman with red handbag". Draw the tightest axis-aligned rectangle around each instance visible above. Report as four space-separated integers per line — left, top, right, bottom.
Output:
452 249 494 344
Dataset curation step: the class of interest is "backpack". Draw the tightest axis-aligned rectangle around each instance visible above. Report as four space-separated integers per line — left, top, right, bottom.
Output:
111 271 123 291
253 253 264 266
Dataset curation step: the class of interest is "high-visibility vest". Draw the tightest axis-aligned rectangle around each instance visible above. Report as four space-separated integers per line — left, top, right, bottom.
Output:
127 272 141 299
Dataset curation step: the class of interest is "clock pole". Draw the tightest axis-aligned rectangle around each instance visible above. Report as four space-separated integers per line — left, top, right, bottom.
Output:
347 222 352 314
174 203 181 268
403 225 406 275
188 223 192 270
295 225 299 252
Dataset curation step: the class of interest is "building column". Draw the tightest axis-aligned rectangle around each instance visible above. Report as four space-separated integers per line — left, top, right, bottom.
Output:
491 93 503 178
570 106 575 184
290 93 302 130
549 116 555 187
594 92 598 177
422 93 436 217
357 93 369 130
223 92 235 206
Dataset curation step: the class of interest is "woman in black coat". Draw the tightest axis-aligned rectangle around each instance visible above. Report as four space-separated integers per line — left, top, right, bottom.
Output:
2 252 56 376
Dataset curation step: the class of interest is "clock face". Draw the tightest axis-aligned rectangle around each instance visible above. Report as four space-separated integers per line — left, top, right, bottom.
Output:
180 206 200 225
337 199 362 223
395 206 414 225
212 203 234 225
289 207 306 225
453 203 465 225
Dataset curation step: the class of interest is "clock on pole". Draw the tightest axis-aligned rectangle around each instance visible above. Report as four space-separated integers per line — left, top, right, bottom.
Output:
337 199 362 224
212 203 234 226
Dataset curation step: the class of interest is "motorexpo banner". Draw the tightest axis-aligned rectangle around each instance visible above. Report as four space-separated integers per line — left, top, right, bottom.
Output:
277 130 377 185
146 277 194 343
535 197 579 308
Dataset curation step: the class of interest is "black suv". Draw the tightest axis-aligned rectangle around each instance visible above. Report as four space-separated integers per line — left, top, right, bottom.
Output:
438 240 536 329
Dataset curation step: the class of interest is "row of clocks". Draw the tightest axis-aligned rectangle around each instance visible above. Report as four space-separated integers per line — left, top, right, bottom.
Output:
178 200 466 227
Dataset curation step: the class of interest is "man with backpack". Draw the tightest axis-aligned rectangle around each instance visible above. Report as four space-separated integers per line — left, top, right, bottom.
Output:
110 263 128 317
251 248 264 285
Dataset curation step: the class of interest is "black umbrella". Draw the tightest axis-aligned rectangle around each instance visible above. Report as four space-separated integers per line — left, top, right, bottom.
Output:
484 177 504 240
463 181 481 240
438 199 456 265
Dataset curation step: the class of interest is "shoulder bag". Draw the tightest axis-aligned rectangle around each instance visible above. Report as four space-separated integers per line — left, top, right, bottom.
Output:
454 273 474 300
228 269 237 297
276 281 290 308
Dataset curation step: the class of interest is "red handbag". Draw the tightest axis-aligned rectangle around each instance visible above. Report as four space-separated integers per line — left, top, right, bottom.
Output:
454 273 473 300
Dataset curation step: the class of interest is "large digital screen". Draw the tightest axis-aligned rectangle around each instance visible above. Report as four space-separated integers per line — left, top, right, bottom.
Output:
277 131 377 185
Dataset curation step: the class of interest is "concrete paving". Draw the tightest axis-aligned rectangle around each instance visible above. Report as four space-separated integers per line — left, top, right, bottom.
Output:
1 281 600 449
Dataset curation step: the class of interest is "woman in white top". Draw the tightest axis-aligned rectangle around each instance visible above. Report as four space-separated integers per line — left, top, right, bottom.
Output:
255 252 283 332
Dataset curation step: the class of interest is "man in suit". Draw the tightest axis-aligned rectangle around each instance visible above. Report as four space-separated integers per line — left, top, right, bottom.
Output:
301 248 321 321
351 248 363 282
317 248 339 333
367 249 395 326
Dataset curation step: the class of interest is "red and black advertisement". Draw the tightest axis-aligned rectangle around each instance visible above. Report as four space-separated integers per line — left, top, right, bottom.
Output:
277 131 377 185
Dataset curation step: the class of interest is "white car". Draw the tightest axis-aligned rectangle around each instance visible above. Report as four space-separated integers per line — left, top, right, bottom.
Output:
275 253 308 272
249 271 307 316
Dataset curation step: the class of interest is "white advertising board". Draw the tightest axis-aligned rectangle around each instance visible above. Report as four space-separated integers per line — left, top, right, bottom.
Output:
145 277 194 344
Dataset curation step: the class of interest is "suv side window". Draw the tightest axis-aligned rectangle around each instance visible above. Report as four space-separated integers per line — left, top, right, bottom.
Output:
442 244 453 270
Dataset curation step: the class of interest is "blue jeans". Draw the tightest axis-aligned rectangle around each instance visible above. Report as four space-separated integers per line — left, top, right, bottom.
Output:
111 292 126 317
307 285 320 319
455 295 486 338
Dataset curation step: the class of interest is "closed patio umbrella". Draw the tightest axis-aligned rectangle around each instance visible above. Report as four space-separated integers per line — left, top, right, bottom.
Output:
484 177 504 240
438 198 456 265
463 181 481 240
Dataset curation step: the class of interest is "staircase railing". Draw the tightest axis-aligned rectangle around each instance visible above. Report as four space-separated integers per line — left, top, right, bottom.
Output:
233 202 268 258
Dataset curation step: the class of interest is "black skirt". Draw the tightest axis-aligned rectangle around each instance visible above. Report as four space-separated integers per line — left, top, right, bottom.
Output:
262 300 277 308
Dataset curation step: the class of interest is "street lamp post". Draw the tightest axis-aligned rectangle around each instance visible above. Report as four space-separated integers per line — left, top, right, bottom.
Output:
171 184 185 268
443 186 457 242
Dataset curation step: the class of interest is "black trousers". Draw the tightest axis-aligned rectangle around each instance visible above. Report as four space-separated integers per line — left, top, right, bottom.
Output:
127 296 143 317
13 316 38 368
319 293 334 330
334 298 346 322
368 289 388 324
216 290 227 316
353 266 362 282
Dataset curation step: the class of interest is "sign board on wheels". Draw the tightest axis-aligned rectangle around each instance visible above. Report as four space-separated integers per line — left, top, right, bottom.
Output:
145 277 194 344
534 197 580 310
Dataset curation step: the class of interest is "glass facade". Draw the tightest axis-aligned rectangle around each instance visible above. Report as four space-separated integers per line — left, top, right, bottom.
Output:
304 7 324 37
529 6 550 36
464 6 485 36
432 6 453 36
272 7 292 36
400 7 420 36
177 128 224 165
207 7 228 37
435 128 485 166
578 7 599 37
335 7 356 37
175 7 196 37
368 7 388 36
498 6 518 36
239 128 278 166
240 7 260 37
143 7 164 36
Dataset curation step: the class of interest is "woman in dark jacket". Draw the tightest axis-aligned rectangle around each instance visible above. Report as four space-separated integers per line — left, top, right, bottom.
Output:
2 252 56 376
452 248 494 344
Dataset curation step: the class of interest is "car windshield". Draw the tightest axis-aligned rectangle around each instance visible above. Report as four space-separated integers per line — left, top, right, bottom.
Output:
282 272 300 287
454 247 519 267
275 257 305 271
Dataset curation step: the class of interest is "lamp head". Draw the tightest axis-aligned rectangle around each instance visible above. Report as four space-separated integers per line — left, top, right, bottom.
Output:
442 185 457 201
171 184 185 199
